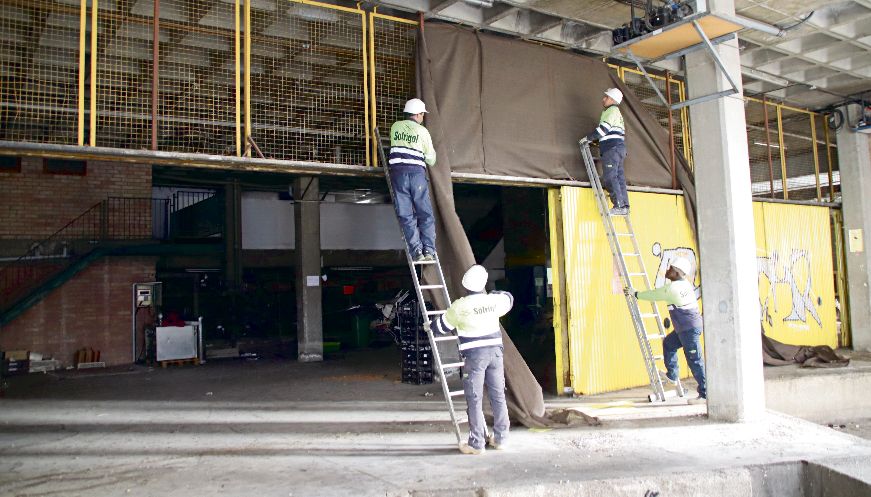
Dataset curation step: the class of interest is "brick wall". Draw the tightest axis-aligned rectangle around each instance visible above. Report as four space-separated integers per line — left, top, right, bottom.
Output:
0 256 157 367
0 158 152 238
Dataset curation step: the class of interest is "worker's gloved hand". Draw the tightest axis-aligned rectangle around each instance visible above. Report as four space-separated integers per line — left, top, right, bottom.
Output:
663 317 671 329
585 133 598 142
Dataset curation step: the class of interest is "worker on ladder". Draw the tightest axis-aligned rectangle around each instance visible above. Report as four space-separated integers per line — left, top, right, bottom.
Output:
585 88 630 216
431 265 513 455
388 98 438 262
628 257 707 405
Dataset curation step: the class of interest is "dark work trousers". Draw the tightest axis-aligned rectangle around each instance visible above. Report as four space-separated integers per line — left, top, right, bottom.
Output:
601 143 628 208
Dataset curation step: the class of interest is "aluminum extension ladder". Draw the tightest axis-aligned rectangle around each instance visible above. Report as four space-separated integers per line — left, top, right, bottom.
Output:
375 129 467 444
578 139 685 402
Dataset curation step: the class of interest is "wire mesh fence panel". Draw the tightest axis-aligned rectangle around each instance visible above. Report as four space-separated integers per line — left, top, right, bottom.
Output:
745 99 779 198
780 108 818 201
620 69 690 170
668 79 690 165
0 0 81 144
372 15 416 145
95 0 152 149
828 134 840 202
248 1 366 164
813 114 833 202
622 69 671 133
158 0 239 156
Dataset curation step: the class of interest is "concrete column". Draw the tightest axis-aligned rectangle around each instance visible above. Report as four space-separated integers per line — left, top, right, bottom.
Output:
294 177 323 362
685 0 765 421
224 180 242 287
836 105 871 351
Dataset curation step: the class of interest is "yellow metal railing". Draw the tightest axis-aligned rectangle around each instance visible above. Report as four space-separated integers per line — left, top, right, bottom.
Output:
744 96 835 202
1 0 419 165
0 0 838 200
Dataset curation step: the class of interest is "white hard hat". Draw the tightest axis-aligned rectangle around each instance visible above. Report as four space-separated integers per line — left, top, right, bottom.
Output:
670 257 693 276
604 88 623 105
403 98 427 115
462 265 488 292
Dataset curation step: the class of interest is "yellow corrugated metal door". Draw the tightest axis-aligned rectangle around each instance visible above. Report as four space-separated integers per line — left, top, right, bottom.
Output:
558 187 698 395
550 188 839 396
755 202 837 347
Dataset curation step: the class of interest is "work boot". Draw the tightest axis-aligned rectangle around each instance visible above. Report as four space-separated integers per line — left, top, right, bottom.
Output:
609 206 630 216
687 395 707 405
422 251 436 262
413 252 427 263
487 433 507 451
458 443 484 455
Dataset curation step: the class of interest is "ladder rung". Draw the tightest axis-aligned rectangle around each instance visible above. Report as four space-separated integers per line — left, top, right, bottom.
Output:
615 232 633 236
628 272 646 277
448 390 464 397
441 362 464 369
639 313 657 318
419 284 444 290
413 260 438 265
652 355 664 361
646 334 665 340
623 252 641 257
426 310 446 316
433 335 458 342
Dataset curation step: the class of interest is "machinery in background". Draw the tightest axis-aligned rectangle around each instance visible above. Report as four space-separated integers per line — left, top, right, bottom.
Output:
612 0 696 45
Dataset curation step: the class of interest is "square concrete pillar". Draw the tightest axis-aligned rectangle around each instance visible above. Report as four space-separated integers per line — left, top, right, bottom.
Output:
294 177 323 362
685 0 765 422
835 106 871 351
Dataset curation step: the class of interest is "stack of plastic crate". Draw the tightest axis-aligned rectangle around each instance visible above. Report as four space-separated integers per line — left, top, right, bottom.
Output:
397 299 433 384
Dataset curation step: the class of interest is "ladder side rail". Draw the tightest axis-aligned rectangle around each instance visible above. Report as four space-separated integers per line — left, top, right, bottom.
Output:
624 216 669 338
375 128 464 443
580 140 666 401
580 142 633 288
626 294 666 400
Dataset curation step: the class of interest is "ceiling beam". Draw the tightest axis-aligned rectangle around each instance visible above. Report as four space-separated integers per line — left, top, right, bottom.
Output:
482 5 517 26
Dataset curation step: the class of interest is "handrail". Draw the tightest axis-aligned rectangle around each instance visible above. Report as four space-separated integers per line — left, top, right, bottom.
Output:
0 197 167 310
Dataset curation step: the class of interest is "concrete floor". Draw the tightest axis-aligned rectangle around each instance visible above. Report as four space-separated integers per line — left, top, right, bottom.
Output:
2 348 871 497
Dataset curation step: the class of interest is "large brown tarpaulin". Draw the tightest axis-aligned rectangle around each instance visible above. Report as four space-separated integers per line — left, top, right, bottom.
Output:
415 24 695 427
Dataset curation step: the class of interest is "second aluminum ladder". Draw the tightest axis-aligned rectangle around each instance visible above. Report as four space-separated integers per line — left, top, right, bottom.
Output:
578 139 685 402
375 128 467 444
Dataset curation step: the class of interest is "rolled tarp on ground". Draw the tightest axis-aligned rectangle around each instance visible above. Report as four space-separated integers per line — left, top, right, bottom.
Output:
416 23 694 428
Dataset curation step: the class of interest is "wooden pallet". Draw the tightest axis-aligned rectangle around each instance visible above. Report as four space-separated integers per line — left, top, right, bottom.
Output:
159 357 200 368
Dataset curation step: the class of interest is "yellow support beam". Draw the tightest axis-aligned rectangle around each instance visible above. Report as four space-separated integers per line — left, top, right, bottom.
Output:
810 114 822 202
78 0 86 146
824 119 836 201
361 13 370 166
89 0 98 146
244 0 251 157
776 106 788 200
234 0 241 156
368 12 377 167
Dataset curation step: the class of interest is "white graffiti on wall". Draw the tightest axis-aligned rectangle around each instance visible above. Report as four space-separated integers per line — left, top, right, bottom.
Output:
651 243 700 299
757 249 823 329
